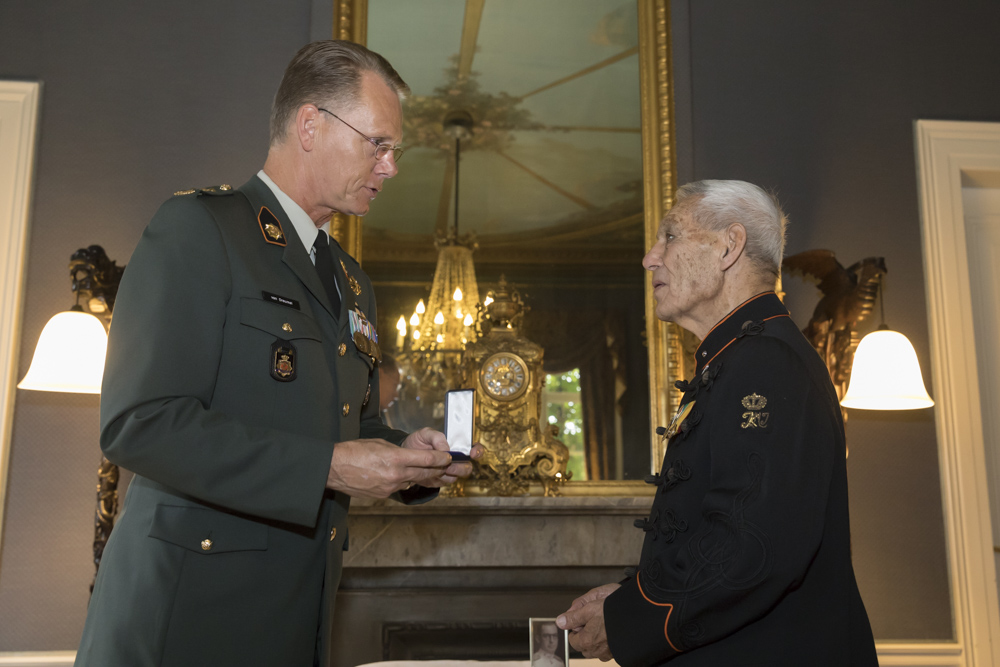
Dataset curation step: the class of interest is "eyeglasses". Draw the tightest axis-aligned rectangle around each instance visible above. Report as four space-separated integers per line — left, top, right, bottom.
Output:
317 108 404 162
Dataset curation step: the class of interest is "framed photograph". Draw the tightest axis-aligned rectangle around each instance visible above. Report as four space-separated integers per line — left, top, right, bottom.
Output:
529 618 568 667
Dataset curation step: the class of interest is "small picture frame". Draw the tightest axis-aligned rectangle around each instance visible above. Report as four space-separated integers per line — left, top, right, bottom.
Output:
529 617 569 667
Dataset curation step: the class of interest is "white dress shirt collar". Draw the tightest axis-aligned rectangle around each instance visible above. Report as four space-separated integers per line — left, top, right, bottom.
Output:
257 170 331 261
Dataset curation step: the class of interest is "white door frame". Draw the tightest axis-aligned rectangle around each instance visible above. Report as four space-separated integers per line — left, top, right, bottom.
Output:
0 80 41 565
898 119 1000 667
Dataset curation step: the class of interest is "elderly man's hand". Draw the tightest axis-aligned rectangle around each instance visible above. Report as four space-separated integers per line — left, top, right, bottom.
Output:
401 427 484 488
556 583 620 662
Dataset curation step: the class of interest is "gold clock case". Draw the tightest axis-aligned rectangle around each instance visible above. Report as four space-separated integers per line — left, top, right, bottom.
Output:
461 323 571 497
336 0 687 495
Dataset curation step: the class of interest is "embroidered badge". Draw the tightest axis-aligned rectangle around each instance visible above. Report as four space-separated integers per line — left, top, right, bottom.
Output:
340 259 362 296
270 339 296 382
258 206 287 246
740 393 769 429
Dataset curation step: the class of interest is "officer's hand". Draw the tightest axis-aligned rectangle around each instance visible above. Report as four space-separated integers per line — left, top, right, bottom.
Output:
401 427 484 487
557 583 619 661
326 438 454 498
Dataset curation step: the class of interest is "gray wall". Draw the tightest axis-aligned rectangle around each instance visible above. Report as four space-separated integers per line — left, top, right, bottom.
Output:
2 0 999 652
0 0 314 649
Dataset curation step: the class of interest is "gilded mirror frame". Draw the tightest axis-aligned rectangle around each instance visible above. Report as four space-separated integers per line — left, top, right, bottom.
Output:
332 0 684 494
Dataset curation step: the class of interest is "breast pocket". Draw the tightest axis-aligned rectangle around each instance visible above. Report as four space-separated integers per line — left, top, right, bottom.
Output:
239 297 322 343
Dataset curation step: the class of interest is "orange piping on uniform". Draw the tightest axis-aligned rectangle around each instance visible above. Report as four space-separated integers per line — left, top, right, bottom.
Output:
702 312 791 369
637 573 683 654
699 291 774 342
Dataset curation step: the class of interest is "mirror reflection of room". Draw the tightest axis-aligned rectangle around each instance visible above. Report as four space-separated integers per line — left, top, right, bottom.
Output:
363 0 650 482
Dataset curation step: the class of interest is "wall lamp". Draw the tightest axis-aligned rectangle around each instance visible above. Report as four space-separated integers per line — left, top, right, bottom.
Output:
841 279 934 410
17 245 124 591
783 250 933 412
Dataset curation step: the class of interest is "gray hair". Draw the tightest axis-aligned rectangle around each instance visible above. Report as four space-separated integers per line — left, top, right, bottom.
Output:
269 40 410 145
675 180 788 276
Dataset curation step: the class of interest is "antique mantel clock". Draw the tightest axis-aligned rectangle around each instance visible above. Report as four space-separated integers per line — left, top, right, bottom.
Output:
452 277 570 497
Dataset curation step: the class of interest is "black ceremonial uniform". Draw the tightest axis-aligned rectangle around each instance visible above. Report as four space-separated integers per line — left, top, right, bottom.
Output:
604 292 877 667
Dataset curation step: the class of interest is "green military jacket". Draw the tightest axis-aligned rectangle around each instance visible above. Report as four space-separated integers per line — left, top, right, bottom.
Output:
76 175 420 666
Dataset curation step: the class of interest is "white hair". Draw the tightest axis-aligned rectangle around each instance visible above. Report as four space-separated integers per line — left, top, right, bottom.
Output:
675 180 788 276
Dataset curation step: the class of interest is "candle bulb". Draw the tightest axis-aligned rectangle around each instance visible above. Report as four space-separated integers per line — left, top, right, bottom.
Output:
434 311 444 326
395 316 406 350
416 299 426 314
453 287 463 301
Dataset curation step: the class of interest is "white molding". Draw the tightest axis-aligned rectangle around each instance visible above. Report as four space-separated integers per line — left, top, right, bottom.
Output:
0 652 74 666
0 80 41 564
914 118 1000 667
0 647 970 667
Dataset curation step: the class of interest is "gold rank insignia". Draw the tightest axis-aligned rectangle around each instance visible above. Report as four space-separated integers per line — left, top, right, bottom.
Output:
741 393 770 429
257 206 287 246
174 188 197 196
340 259 362 296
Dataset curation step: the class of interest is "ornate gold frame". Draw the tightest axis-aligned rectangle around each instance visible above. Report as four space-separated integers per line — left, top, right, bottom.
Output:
335 0 680 491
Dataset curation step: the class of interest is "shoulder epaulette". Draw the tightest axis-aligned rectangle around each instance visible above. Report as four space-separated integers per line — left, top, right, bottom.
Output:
199 184 235 196
172 184 235 197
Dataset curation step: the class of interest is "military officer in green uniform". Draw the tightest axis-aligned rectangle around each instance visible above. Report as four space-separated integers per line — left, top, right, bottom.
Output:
556 181 877 666
76 40 478 667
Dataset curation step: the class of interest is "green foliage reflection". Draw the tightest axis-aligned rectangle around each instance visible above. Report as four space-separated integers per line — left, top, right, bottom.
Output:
544 369 586 481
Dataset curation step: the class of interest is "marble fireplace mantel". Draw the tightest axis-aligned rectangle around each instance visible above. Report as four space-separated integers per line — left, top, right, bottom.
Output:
345 495 656 569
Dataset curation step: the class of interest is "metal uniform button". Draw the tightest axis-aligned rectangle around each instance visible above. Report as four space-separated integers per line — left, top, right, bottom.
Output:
201 538 213 551
339 343 347 356
342 403 350 416
282 323 292 332
329 527 337 542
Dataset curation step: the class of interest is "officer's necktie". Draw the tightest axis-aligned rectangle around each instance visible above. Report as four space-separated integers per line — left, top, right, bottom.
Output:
312 231 342 315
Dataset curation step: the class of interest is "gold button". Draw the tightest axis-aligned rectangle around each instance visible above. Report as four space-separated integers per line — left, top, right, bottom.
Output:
219 184 232 191
282 323 292 332
201 538 213 551
339 343 347 356
342 403 350 416
329 527 337 542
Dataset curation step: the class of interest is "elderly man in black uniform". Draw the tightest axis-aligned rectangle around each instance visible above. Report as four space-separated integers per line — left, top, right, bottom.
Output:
76 41 479 667
557 180 878 666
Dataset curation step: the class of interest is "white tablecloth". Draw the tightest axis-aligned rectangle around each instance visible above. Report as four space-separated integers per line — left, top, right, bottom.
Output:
357 660 619 667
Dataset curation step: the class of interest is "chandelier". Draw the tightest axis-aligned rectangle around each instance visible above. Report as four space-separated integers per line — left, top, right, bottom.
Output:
392 110 485 424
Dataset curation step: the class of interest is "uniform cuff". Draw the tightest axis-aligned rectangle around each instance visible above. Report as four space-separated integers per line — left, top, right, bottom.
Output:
605 575 682 666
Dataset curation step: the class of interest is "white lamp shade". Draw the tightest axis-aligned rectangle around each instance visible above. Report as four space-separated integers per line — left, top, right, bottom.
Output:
17 310 108 394
841 329 934 410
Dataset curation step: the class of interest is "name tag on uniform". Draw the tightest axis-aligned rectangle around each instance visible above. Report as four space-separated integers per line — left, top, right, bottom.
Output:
262 291 300 310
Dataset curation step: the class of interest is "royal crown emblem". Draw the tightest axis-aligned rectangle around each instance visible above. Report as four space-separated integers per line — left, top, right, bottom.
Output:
741 393 767 411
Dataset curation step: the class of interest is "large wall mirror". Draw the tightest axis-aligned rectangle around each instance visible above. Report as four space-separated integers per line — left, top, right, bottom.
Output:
333 0 687 489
